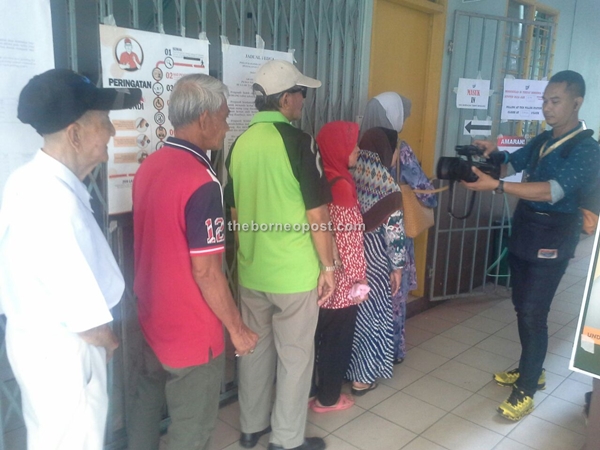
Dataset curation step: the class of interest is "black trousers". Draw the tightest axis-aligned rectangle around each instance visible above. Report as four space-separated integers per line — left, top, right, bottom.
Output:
509 252 569 397
312 305 358 406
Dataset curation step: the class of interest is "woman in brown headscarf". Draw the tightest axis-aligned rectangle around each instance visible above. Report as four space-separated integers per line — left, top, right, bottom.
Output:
359 93 438 365
345 127 406 395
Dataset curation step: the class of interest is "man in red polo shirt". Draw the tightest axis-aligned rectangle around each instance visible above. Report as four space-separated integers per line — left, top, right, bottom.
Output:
130 73 257 450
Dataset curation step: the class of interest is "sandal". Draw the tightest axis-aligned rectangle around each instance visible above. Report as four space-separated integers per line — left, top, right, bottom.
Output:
351 382 378 396
309 393 354 413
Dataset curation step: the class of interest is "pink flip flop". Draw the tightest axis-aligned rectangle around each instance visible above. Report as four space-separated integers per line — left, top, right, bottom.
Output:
309 393 355 413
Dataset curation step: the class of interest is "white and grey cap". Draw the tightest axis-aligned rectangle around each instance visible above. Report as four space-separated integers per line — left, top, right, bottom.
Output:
254 60 321 96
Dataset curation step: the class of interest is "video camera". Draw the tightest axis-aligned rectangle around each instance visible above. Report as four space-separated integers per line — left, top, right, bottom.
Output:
436 145 502 183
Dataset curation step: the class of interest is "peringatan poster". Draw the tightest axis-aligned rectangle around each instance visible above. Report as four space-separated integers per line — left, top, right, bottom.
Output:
99 24 209 214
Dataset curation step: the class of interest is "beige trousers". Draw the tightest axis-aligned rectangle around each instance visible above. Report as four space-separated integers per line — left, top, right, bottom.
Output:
238 287 319 449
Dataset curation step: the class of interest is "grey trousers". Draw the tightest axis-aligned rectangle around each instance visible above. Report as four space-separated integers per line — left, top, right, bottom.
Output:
127 338 224 450
238 286 319 449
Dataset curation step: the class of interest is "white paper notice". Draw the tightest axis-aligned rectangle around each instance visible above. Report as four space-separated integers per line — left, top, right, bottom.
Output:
456 78 490 110
497 136 525 183
0 0 54 206
501 79 548 121
222 45 293 155
99 25 209 214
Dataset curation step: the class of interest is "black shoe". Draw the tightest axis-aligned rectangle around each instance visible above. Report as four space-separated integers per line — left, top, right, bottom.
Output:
240 426 271 448
268 436 326 450
350 382 378 396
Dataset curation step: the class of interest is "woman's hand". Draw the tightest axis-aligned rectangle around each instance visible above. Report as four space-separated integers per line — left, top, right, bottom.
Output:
390 269 402 296
349 280 370 304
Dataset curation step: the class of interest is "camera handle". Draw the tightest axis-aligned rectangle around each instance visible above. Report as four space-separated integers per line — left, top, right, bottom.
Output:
446 180 477 220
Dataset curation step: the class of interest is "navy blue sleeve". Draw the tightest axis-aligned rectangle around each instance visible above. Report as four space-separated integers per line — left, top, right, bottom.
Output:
508 141 535 174
185 181 225 256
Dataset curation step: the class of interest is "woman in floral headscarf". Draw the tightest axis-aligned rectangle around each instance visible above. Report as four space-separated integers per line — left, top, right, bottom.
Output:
345 127 406 395
360 92 438 365
310 121 369 413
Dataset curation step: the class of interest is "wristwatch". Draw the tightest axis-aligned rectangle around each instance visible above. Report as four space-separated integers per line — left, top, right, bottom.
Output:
321 265 336 272
494 180 504 194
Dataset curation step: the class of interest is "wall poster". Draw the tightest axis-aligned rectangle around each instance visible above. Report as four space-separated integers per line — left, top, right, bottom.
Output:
501 78 548 121
0 0 54 207
99 24 209 214
221 43 294 158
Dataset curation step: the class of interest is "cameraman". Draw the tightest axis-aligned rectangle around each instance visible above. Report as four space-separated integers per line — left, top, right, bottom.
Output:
463 70 600 421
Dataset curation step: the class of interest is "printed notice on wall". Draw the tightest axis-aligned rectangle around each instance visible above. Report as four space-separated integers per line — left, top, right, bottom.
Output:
497 136 525 183
99 24 209 214
501 79 548 121
571 229 600 379
456 78 490 110
0 0 54 207
222 44 293 157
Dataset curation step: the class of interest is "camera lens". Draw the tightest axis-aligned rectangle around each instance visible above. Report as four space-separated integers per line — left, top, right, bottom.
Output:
436 157 478 183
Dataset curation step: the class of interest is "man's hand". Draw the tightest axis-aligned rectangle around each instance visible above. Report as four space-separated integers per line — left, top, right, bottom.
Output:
230 324 258 357
317 270 335 306
192 253 259 358
390 269 402 296
78 324 119 362
461 166 500 192
473 139 498 157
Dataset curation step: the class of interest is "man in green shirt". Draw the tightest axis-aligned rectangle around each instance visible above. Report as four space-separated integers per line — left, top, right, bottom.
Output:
225 60 335 450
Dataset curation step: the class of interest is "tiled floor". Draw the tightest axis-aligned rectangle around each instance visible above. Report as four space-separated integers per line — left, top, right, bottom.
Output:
2 236 595 450
192 234 595 450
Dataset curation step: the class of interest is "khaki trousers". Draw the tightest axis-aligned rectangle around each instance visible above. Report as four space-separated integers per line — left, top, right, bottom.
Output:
238 287 319 449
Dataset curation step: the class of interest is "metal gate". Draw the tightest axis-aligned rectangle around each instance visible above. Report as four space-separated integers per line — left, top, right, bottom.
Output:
429 9 555 301
0 1 372 449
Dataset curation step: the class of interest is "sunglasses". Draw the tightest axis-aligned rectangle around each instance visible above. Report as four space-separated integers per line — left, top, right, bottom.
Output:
286 86 307 98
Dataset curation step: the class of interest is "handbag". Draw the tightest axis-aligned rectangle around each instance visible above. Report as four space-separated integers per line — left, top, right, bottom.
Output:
400 184 435 238
395 152 447 238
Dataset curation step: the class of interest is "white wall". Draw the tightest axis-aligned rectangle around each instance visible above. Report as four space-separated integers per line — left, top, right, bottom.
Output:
569 0 600 136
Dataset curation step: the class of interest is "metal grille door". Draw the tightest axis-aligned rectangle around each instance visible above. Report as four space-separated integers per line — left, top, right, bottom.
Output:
430 10 554 301
0 1 371 449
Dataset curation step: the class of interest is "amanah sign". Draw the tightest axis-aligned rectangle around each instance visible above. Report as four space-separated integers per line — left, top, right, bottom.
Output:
497 135 525 182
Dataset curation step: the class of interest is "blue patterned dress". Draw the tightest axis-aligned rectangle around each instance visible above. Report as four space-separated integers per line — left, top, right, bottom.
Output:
346 150 406 384
390 141 437 360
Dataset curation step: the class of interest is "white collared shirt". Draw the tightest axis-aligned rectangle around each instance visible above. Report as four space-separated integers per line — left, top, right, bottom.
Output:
0 150 124 333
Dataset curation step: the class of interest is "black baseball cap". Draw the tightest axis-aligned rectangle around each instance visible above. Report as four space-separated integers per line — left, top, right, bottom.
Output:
18 68 143 135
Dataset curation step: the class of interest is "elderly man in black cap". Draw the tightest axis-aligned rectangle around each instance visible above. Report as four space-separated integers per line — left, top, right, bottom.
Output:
0 68 141 449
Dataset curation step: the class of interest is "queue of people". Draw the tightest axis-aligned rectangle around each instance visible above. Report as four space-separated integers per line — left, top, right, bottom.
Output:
0 63 598 450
